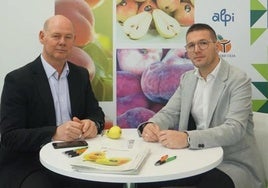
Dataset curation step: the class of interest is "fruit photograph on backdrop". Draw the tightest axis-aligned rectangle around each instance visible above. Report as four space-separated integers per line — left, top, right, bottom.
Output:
55 0 113 101
116 48 194 128
116 0 194 42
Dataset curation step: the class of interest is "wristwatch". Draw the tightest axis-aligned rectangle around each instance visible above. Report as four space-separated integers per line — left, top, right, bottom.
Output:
94 121 103 134
137 123 147 137
184 131 190 148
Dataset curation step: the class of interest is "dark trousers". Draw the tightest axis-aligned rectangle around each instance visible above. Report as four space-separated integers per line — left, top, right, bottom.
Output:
20 168 124 188
135 168 235 188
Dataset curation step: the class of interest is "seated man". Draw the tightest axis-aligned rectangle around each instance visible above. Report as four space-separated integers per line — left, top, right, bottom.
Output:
137 23 265 188
0 15 123 188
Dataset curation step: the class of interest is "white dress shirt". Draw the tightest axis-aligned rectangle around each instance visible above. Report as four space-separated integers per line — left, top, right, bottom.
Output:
41 55 71 126
191 60 221 130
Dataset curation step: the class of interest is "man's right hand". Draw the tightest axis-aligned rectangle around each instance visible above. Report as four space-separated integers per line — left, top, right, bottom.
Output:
52 120 84 141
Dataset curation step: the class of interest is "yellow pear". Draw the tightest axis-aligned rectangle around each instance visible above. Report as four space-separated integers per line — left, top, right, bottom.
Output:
152 9 181 38
123 11 152 40
106 125 122 139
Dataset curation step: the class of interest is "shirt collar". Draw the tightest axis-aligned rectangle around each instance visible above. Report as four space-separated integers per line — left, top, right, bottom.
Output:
41 55 69 79
194 58 221 80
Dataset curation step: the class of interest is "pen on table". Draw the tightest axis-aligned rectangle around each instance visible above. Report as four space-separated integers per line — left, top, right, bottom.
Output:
155 155 177 166
63 147 88 157
154 154 168 166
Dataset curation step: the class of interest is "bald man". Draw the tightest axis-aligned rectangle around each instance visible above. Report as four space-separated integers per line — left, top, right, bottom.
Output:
0 15 123 188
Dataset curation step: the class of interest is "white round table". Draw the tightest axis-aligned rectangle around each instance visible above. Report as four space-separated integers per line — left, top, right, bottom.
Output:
40 129 223 184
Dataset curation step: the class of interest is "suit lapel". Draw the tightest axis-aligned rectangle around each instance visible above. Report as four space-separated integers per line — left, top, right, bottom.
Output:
31 57 56 123
67 63 81 117
207 60 229 125
180 72 198 130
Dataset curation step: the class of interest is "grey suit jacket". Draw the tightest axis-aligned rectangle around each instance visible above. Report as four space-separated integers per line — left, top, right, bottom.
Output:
147 59 266 188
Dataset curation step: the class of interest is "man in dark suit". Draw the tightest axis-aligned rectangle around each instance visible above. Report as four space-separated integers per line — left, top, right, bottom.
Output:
0 15 122 188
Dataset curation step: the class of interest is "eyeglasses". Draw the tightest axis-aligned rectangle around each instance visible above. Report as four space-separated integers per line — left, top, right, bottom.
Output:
185 40 216 52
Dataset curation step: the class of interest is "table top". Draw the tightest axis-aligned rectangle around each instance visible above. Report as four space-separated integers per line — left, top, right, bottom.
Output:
40 129 223 183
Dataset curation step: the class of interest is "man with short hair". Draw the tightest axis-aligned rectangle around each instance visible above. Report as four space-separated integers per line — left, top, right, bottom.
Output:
137 23 265 188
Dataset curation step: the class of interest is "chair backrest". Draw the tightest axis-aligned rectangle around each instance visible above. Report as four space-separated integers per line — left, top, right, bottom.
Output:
253 112 268 185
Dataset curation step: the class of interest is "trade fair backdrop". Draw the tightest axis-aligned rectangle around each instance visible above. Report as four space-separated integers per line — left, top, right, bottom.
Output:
0 0 267 128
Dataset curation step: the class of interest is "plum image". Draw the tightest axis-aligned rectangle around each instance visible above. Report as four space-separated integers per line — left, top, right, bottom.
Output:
161 48 188 64
117 49 163 75
117 93 149 116
149 102 165 113
141 61 194 103
117 107 155 128
117 71 142 97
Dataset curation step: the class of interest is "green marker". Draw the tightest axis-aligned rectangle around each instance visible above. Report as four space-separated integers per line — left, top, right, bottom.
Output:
166 155 177 162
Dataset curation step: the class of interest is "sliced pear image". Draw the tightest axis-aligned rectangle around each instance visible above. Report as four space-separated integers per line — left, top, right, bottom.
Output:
83 151 106 161
152 9 181 38
123 11 153 40
95 157 131 166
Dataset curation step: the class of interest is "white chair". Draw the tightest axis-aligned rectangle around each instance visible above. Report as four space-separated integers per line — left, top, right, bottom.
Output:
161 112 268 188
253 112 268 187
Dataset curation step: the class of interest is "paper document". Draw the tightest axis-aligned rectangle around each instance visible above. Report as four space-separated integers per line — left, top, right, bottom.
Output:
71 145 150 175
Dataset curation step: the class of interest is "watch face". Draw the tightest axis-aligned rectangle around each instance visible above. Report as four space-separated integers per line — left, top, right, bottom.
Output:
137 128 142 137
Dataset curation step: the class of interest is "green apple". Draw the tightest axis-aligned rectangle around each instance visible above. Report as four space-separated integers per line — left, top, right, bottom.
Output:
106 125 122 139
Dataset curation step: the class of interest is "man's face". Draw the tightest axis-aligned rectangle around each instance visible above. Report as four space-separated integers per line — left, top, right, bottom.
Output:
39 22 75 65
185 30 219 70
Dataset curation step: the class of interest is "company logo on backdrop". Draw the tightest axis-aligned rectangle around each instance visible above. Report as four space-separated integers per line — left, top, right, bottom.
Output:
217 34 236 58
212 9 235 26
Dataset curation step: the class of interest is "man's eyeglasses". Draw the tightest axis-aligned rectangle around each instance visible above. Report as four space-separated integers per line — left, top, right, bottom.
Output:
185 40 216 52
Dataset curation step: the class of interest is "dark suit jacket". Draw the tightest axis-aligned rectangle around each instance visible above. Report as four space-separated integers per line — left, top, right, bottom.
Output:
0 56 105 187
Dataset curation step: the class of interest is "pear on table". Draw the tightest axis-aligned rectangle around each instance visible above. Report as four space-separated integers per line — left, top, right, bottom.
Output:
152 9 181 38
123 11 153 40
106 125 122 139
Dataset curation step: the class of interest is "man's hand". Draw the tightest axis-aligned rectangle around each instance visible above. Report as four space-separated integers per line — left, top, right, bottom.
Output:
158 130 189 149
52 119 84 141
72 117 98 139
141 123 160 142
52 117 98 141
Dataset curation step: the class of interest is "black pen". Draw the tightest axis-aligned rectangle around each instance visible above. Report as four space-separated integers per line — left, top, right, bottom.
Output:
154 154 168 166
155 155 177 166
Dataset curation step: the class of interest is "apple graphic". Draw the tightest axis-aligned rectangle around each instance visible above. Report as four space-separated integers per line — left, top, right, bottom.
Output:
116 0 139 24
174 1 194 26
156 0 180 14
55 0 95 47
138 0 158 13
117 49 163 75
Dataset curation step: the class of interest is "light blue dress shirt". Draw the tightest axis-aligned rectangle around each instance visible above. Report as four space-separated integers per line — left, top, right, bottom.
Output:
41 55 71 126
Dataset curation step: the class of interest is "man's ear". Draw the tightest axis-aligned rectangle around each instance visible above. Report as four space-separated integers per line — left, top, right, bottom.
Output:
215 41 221 52
39 31 45 44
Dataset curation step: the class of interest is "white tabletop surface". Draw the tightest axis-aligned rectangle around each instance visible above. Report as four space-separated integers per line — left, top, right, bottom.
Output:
40 129 223 183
